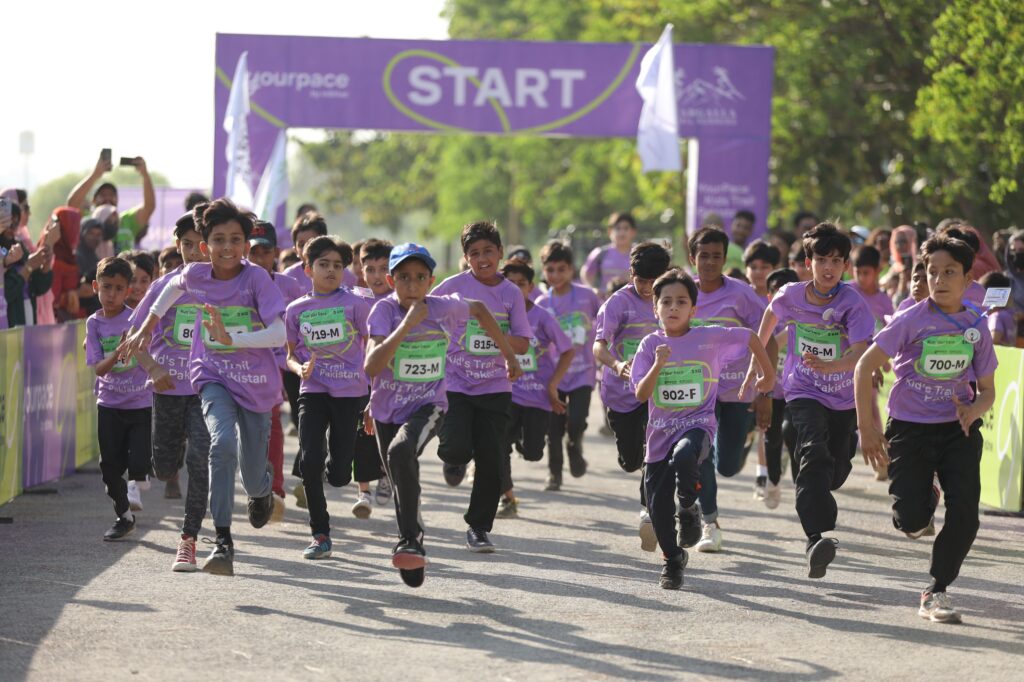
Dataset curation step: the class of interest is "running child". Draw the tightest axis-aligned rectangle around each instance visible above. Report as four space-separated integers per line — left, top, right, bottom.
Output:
789 242 812 282
744 240 780 502
537 241 601 486
364 243 515 586
895 261 929 315
128 210 213 570
980 272 1016 346
285 236 371 560
158 246 183 277
686 227 773 553
433 222 530 552
762 268 800 509
121 199 286 576
593 241 670 551
854 234 996 624
632 269 774 588
747 223 875 578
500 258 574 517
121 250 155 309
582 212 637 297
86 257 154 541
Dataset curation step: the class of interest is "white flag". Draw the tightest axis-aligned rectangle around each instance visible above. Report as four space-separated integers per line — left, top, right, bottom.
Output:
635 25 681 172
224 51 255 208
253 130 289 220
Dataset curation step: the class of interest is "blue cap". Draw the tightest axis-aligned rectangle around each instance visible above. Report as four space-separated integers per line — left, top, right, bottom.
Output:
389 242 436 273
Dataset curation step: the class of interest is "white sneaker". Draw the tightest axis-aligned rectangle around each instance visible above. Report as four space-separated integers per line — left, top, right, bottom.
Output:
638 509 657 552
919 591 961 624
127 480 143 511
764 482 782 510
351 491 372 519
136 476 152 491
696 523 722 553
375 476 393 505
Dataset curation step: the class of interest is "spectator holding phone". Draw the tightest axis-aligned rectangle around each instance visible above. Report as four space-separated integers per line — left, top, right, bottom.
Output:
0 198 56 327
67 151 155 255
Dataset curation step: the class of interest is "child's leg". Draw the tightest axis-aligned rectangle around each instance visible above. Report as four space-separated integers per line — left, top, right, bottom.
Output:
713 401 756 477
235 404 273 500
520 406 549 463
298 393 331 536
181 395 211 540
887 418 937 537
437 391 474 470
825 407 858 492
352 396 381 489
782 409 798 483
764 398 786 485
378 405 446 542
282 370 301 430
325 396 361 489
151 394 187 482
97 406 131 517
268 404 285 497
465 392 511 533
930 421 982 592
126 407 153 482
564 386 592 463
787 398 839 538
501 404 522 496
546 399 567 475
606 404 647 473
644 430 705 558
199 383 241 530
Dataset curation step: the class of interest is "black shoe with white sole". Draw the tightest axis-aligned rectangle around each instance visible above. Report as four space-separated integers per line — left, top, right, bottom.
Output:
466 527 495 553
806 537 838 579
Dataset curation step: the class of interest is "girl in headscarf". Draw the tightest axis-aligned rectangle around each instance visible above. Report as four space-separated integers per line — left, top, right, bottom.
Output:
50 207 85 322
884 225 918 306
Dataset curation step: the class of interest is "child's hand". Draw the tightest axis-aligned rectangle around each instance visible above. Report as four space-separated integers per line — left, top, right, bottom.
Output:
505 355 523 382
615 359 632 380
362 408 374 436
202 304 233 346
654 344 671 364
150 366 176 393
951 395 981 437
754 372 774 396
859 422 890 468
118 326 151 359
801 352 831 372
872 368 885 390
548 387 567 415
750 393 772 431
301 353 316 380
405 300 429 327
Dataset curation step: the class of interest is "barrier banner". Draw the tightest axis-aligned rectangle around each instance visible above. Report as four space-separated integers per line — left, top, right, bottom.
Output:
980 346 1024 511
21 325 77 489
75 322 98 468
0 328 24 506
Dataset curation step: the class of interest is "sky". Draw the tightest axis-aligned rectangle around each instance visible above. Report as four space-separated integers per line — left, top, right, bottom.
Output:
1 0 449 192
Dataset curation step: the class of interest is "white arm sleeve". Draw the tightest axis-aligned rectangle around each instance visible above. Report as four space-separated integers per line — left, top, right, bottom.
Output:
149 280 185 319
227 317 286 349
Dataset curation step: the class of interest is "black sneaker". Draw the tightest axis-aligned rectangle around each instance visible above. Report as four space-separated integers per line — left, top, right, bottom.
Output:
567 441 587 478
103 516 135 541
660 551 688 590
392 538 427 588
247 493 275 529
466 527 495 553
443 463 466 487
806 537 838 579
677 504 702 549
202 537 235 576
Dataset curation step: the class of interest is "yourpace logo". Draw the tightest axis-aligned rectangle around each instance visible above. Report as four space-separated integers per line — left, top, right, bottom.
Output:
676 66 745 126
249 71 350 99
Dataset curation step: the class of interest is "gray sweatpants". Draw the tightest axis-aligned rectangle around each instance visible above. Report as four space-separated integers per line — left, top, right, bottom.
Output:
152 393 211 539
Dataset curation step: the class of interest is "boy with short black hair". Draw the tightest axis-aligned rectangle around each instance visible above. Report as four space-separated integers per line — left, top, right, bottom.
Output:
120 250 156 309
744 241 780 300
158 246 183 277
365 243 517 586
855 235 996 624
537 240 601 487
851 245 895 331
582 212 636 297
748 223 875 578
432 222 531 552
980 271 1016 346
762 267 800 509
789 241 811 282
283 212 359 291
593 241 670 551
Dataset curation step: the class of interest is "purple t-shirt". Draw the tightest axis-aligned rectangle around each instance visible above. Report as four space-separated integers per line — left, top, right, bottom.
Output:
537 283 602 392
285 288 370 397
582 245 631 295
172 261 286 413
282 262 357 292
511 303 574 411
129 267 199 396
691 276 766 402
86 306 152 409
431 270 533 396
528 287 544 302
988 308 1017 346
851 284 895 334
769 281 875 410
272 273 306 371
966 281 986 309
595 285 659 413
367 293 470 424
630 327 749 463
874 299 998 423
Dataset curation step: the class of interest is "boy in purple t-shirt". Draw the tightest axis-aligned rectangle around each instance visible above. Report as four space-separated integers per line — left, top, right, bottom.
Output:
749 223 875 579
980 271 1017 346
537 241 601 485
582 212 636 298
762 268 800 510
432 222 530 553
500 258 574 519
365 243 515 587
123 199 287 577
128 210 213 570
87 258 156 541
632 270 774 589
593 242 670 551
855 235 997 624
685 227 772 554
285 236 371 561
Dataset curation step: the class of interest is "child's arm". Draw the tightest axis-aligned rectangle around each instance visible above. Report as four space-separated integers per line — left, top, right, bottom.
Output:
740 307 779 398
134 350 176 392
953 373 995 436
466 300 523 379
853 344 891 468
547 347 575 414
94 350 121 378
120 276 184 358
205 305 286 349
286 341 315 380
634 344 670 403
594 340 630 379
364 300 428 378
746 330 776 395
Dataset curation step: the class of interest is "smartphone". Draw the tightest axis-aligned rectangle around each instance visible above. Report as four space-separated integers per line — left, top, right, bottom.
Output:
119 156 137 167
101 148 112 164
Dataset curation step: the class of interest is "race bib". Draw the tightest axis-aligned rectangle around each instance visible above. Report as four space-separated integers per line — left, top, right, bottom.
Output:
917 335 973 379
101 335 137 372
516 345 538 373
202 306 254 350
299 307 347 348
559 312 588 346
621 337 641 361
795 323 840 361
394 338 446 382
172 304 200 347
465 319 509 356
654 364 704 410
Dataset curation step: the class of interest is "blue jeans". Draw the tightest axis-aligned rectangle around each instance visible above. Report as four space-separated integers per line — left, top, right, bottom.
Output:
698 401 755 523
200 383 273 529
